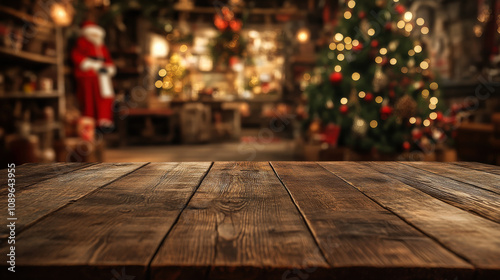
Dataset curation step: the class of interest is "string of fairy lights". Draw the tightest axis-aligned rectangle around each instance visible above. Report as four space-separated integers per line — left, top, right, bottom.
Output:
325 0 439 129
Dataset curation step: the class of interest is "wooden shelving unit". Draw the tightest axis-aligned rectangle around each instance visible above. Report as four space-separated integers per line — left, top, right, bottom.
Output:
0 3 65 163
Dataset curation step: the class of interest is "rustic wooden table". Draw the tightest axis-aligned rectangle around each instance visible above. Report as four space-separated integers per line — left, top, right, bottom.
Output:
1 162 499 280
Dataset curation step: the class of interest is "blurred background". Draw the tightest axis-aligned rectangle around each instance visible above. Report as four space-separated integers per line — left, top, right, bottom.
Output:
0 0 499 164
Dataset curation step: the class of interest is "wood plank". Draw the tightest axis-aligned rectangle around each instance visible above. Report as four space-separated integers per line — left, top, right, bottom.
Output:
0 162 212 280
453 162 500 176
0 163 145 240
403 162 500 195
321 162 500 279
150 162 328 280
0 163 95 194
271 162 473 280
365 162 500 223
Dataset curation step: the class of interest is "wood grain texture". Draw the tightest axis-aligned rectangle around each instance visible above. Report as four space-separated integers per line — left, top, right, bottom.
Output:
150 162 328 280
0 162 212 280
366 162 500 223
0 163 144 240
0 163 95 194
402 162 500 195
453 162 500 176
321 162 500 279
271 162 473 280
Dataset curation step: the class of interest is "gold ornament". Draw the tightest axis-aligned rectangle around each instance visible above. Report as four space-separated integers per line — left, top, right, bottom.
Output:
395 95 418 119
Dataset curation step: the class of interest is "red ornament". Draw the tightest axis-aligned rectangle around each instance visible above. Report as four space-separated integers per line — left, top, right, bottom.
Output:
324 123 341 146
371 40 379 48
380 105 393 120
329 72 343 85
214 14 228 30
389 90 396 98
358 11 367 19
412 128 423 140
395 4 406 15
229 19 242 32
365 92 374 102
353 42 364 52
436 112 444 122
403 141 411 151
340 104 349 115
385 22 393 31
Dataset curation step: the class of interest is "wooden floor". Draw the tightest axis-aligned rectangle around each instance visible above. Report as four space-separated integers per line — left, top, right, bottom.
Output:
1 162 499 280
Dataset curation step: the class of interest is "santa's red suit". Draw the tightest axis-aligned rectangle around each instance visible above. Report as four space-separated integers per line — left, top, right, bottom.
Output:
72 21 116 127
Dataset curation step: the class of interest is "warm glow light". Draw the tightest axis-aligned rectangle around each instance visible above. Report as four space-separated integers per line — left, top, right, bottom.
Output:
397 20 405 29
329 43 337 50
420 61 429 70
370 120 378 128
405 23 413 32
390 58 397 65
297 28 310 43
179 44 188 52
352 72 361 81
348 0 356 9
414 45 422 53
367 29 375 36
401 67 409 73
404 12 413 22
158 69 167 77
155 80 163 88
421 27 430 34
335 65 342 72
409 117 417 124
335 33 344 42
375 56 383 64
430 82 439 90
408 50 415 56
358 91 366 98
429 103 437 110
422 89 430 98
344 37 352 44
337 54 345 61
430 112 438 120
375 96 383 103
380 48 388 55
345 44 353 50
423 119 431 127
416 18 425 26
430 97 439 105
344 11 352 19
151 35 169 57
337 44 345 51
50 3 73 26
341 97 348 105
303 73 311 80
352 40 360 46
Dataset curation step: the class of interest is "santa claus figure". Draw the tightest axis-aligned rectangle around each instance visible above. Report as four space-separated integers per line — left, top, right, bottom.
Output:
72 21 116 128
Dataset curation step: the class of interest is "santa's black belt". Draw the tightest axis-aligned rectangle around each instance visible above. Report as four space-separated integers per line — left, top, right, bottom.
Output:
88 56 105 61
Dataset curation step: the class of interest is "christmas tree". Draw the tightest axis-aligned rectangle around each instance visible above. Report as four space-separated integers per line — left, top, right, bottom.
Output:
305 0 451 155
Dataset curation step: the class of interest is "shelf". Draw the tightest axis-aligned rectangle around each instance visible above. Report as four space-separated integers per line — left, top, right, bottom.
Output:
0 46 58 64
31 121 61 133
0 5 54 28
0 91 60 99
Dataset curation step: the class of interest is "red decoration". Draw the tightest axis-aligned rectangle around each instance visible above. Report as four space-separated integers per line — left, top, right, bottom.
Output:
436 112 444 122
371 40 379 48
389 90 396 98
214 14 229 30
353 43 364 52
323 123 341 146
329 72 343 85
358 11 367 19
385 22 393 31
365 92 374 102
403 141 411 151
412 128 423 140
229 19 242 32
380 105 393 120
395 4 406 15
340 104 349 115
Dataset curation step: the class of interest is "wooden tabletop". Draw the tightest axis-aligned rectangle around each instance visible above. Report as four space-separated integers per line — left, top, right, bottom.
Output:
1 162 499 280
